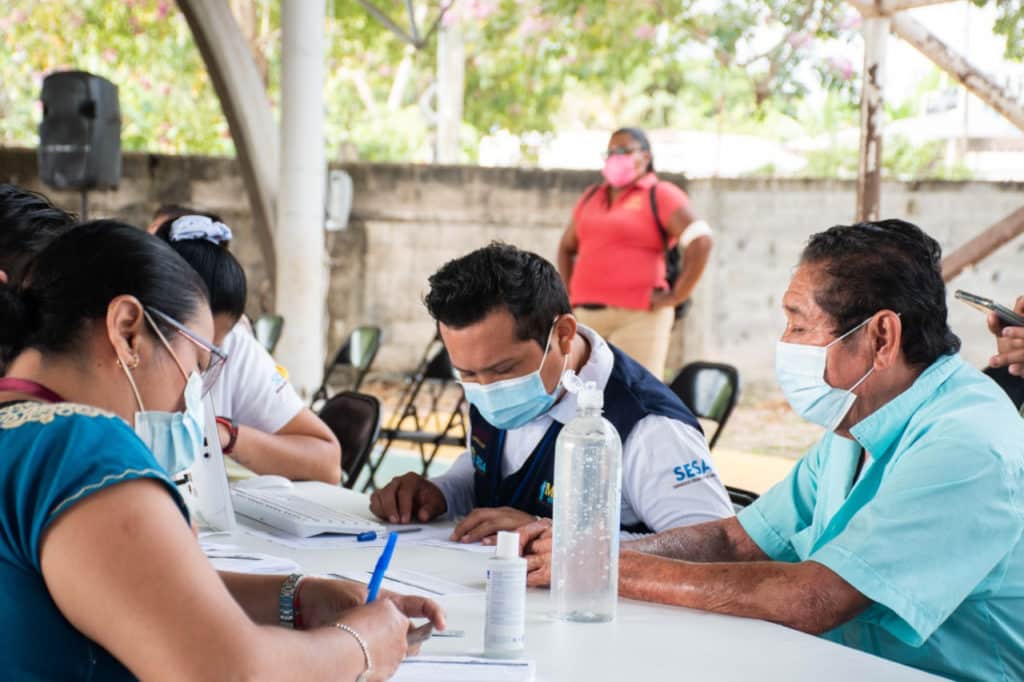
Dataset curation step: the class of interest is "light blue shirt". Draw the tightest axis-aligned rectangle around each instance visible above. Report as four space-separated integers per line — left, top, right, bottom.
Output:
739 354 1024 681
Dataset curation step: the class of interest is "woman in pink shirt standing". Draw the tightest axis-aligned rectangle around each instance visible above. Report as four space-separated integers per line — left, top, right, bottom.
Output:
557 127 714 378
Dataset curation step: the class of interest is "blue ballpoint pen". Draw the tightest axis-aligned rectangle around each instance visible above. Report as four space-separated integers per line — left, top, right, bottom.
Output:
365 531 399 603
356 528 423 542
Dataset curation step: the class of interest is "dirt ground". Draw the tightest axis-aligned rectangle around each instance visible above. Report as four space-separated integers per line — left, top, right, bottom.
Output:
356 375 818 494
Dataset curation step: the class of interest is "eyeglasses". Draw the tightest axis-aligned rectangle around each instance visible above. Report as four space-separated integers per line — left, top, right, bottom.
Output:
145 307 228 396
603 146 644 160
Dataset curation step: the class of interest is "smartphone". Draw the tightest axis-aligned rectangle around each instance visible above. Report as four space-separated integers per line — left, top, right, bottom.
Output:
407 622 434 646
430 629 465 638
954 290 1024 327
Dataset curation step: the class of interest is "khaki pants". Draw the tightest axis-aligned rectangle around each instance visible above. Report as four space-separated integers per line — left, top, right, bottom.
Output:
574 305 675 380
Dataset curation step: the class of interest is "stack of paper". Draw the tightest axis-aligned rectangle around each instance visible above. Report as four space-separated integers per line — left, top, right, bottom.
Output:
418 538 497 554
392 656 535 682
204 547 301 575
240 523 458 550
328 568 482 598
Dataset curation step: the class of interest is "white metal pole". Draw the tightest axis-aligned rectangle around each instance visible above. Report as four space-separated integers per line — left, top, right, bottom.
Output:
856 16 889 222
436 22 465 163
275 0 326 398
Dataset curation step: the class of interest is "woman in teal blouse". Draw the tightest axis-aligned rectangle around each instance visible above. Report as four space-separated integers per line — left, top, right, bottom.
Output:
0 221 442 681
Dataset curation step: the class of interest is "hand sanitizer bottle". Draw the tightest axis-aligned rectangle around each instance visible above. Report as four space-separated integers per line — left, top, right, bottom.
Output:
551 374 622 623
484 531 527 657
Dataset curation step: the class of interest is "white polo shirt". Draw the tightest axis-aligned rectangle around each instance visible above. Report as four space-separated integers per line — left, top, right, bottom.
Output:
211 322 305 479
431 325 734 532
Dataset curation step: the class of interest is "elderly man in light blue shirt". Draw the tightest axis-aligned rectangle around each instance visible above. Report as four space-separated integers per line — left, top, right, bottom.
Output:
522 219 1024 681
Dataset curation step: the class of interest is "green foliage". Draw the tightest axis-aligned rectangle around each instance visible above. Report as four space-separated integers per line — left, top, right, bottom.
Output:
0 0 863 160
803 135 972 181
0 0 233 155
458 0 858 134
975 0 1024 59
0 0 1016 178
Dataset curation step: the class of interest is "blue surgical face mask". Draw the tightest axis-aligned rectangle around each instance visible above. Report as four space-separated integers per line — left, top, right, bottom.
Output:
775 316 875 432
119 324 208 476
458 323 568 430
131 372 206 475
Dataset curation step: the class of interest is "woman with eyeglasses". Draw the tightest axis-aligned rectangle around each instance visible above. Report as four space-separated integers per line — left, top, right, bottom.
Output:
153 210 342 484
556 127 714 379
0 221 443 681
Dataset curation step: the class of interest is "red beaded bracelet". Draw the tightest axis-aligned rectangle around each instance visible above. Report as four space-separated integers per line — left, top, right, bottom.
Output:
215 416 239 454
293 578 305 629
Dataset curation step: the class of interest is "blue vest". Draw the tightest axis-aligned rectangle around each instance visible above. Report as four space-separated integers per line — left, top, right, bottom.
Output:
471 346 701 532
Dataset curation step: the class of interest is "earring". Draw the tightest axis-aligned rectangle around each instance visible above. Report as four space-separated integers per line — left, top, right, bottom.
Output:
119 355 139 370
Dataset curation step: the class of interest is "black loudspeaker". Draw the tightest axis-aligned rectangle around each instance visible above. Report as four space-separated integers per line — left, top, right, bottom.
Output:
38 71 121 190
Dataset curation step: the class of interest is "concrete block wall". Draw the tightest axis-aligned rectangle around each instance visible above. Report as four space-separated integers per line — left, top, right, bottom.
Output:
688 178 1024 380
3 147 1022 385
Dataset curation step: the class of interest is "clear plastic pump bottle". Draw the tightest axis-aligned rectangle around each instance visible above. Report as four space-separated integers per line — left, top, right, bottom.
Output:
550 374 622 623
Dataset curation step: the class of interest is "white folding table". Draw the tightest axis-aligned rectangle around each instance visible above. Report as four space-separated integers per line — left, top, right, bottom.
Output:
221 483 943 682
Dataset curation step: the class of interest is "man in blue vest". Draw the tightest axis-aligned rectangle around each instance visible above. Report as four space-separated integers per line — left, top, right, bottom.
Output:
521 220 1024 681
370 243 733 542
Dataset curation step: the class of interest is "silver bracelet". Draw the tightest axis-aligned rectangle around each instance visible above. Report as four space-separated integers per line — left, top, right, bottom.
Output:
279 573 305 629
334 622 373 682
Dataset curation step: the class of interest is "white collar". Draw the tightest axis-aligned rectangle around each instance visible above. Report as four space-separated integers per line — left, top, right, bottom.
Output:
546 324 613 425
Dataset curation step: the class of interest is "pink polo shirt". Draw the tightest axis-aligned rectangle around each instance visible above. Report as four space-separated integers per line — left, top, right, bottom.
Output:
569 173 690 311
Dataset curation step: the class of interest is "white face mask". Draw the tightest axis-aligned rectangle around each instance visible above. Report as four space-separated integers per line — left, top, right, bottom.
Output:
775 317 875 432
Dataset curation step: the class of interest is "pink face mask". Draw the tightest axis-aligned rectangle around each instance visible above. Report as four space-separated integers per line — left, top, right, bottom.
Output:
602 154 639 188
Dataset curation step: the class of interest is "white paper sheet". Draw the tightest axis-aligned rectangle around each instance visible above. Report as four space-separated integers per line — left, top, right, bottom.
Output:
200 541 240 553
205 549 301 575
328 568 482 598
391 656 535 682
198 530 232 540
242 526 383 549
242 523 459 550
417 538 497 554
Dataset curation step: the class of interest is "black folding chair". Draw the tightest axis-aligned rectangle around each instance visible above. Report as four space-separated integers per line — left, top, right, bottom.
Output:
726 485 759 511
668 361 740 450
362 334 467 492
312 325 382 407
318 391 381 489
254 314 284 354
983 366 1024 412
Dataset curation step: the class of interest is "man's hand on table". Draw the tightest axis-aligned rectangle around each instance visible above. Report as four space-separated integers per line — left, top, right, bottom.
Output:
369 472 447 524
450 507 539 544
518 518 554 587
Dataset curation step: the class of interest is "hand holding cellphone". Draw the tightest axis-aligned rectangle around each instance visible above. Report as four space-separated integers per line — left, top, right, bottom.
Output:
954 290 1024 327
407 622 434 646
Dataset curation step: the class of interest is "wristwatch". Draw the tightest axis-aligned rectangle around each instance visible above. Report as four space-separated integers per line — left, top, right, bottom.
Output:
215 416 239 454
279 573 305 629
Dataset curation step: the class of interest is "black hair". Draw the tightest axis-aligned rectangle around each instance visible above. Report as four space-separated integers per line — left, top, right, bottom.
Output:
0 220 209 365
154 214 247 321
800 219 961 367
424 242 571 349
153 203 206 223
0 184 76 284
612 127 654 173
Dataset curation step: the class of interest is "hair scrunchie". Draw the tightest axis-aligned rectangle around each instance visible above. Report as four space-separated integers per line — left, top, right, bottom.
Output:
169 215 233 245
